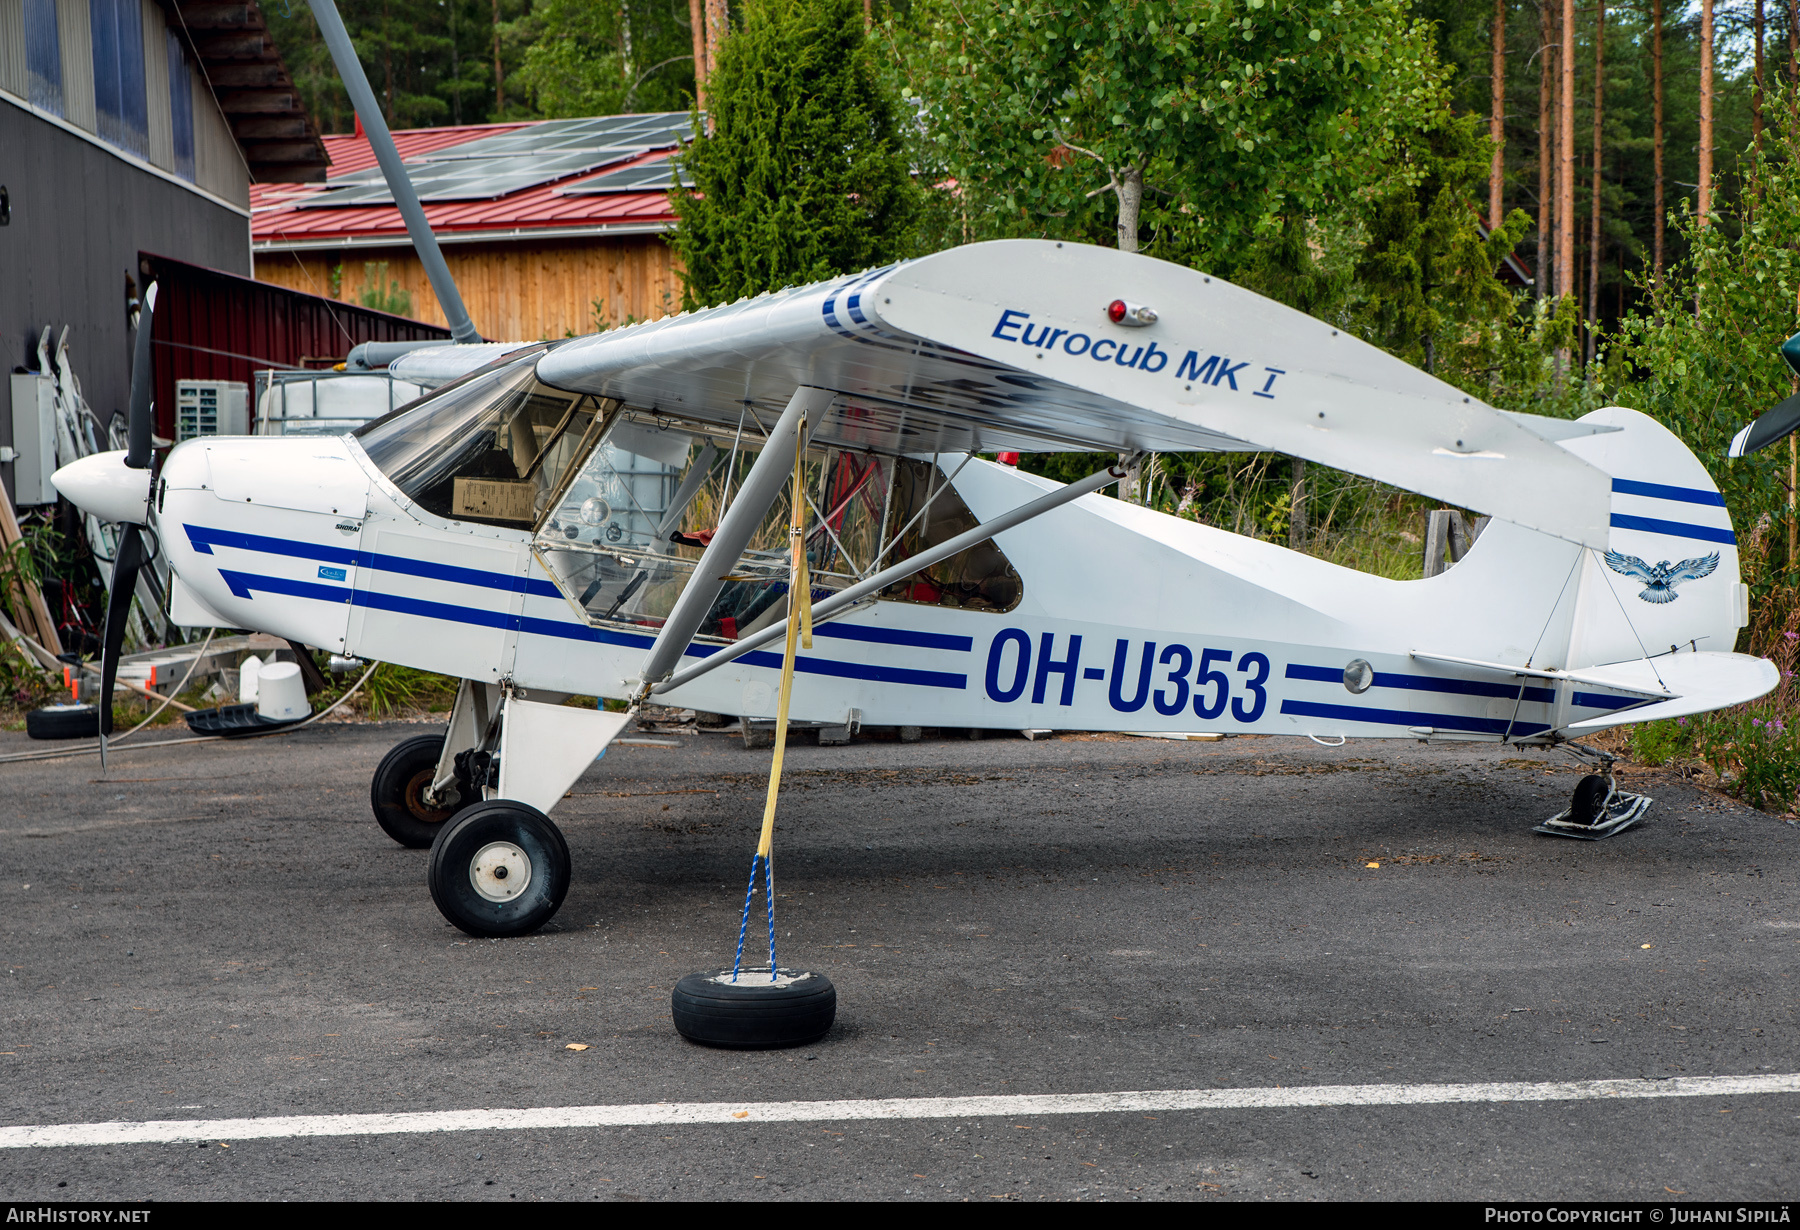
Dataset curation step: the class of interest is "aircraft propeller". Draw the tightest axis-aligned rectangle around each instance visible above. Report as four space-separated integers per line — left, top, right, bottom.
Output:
1728 334 1800 458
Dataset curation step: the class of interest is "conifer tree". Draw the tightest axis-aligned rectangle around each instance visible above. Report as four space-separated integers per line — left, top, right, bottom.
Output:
669 0 916 309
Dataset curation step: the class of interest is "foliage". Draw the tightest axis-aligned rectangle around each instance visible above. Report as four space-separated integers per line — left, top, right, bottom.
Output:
890 0 1446 265
1351 113 1533 381
515 0 698 117
1613 85 1800 608
350 662 460 718
357 262 415 317
669 0 918 308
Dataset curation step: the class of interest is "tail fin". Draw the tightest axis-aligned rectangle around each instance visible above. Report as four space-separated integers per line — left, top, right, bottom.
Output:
1557 407 1744 671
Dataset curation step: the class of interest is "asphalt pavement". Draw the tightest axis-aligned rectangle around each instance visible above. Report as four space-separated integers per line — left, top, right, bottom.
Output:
0 721 1795 1201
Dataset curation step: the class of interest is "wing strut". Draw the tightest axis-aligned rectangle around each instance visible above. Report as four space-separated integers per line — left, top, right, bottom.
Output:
634 387 834 692
651 453 1137 696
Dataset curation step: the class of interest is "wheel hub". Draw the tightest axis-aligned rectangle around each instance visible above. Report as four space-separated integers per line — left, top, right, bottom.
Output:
469 841 532 903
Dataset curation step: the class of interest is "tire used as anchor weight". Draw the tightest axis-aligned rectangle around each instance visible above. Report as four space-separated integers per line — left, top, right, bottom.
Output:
370 733 460 848
671 968 837 1049
427 800 570 938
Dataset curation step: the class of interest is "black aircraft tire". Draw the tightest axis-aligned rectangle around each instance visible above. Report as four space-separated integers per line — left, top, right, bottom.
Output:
427 801 570 938
1570 774 1611 826
671 969 836 1049
371 734 458 848
26 704 101 740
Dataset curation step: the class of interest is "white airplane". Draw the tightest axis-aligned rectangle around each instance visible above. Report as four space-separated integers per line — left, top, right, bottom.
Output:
54 239 1776 946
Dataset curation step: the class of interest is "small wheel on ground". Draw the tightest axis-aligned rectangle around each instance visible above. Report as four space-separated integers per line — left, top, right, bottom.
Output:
371 733 459 848
427 800 570 938
1569 774 1611 826
671 968 836 1049
26 704 101 740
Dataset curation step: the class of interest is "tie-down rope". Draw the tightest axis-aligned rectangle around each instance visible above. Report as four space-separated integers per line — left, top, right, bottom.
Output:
732 414 815 983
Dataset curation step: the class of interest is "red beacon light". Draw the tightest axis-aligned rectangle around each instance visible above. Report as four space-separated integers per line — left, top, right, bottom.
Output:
1106 299 1157 327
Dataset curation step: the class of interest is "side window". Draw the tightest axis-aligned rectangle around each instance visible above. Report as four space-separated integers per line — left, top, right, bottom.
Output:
355 349 601 528
536 424 1022 637
877 459 1021 613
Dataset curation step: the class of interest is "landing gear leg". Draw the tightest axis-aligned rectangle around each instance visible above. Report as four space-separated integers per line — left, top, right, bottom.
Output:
1533 741 1653 839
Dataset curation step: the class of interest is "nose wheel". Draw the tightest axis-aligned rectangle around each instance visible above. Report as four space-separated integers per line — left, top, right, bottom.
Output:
370 734 460 848
427 800 571 936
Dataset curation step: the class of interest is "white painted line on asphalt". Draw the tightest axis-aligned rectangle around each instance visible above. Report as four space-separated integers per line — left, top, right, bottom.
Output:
4 1073 1797 1149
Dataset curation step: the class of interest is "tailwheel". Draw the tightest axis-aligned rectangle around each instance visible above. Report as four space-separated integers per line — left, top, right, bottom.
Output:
371 734 459 848
427 800 570 937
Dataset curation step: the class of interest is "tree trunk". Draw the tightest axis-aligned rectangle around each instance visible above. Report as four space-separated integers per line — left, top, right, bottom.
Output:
1491 0 1506 230
1653 0 1665 280
1116 162 1143 253
1558 0 1575 304
1555 0 1569 378
1755 0 1766 164
492 0 504 114
383 0 393 122
1290 457 1308 551
1588 0 1604 365
688 0 708 111
1537 0 1555 298
621 1 636 97
1699 0 1714 227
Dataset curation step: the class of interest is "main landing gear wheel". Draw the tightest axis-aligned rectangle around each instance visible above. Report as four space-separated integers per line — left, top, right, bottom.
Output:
371 734 459 848
671 969 837 1049
427 801 570 937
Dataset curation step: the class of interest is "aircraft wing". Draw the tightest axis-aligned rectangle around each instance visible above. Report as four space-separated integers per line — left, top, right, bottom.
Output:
537 239 1613 549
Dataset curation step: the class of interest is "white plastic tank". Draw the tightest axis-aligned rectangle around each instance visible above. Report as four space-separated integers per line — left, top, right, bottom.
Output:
256 372 427 436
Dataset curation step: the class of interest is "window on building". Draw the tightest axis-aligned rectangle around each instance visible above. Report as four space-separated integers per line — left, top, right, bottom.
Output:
166 31 194 180
90 0 148 157
23 0 62 116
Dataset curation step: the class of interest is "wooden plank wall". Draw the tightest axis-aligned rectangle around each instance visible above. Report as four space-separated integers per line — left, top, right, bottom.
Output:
253 236 684 342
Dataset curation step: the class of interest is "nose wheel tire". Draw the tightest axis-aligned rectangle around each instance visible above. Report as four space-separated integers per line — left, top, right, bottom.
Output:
371 734 460 848
428 800 570 937
671 969 837 1049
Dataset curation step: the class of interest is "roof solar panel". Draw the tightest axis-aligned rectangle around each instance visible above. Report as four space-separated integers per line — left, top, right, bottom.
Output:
300 113 697 207
557 158 694 195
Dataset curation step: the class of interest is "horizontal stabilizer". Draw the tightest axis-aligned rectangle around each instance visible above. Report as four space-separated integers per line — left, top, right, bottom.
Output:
1564 652 1778 732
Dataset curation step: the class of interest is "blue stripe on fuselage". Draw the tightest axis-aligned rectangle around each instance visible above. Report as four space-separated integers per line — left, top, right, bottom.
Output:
212 567 969 691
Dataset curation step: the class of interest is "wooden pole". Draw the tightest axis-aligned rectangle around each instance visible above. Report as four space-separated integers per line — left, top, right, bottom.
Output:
1491 0 1507 231
0 499 63 657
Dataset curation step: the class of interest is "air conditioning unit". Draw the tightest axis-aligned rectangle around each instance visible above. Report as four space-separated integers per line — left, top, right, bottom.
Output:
176 380 249 441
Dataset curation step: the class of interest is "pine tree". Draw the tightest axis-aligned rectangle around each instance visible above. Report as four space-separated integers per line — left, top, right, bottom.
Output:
668 0 916 308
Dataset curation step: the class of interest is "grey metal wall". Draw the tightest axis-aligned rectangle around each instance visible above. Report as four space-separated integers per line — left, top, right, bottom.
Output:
0 96 249 502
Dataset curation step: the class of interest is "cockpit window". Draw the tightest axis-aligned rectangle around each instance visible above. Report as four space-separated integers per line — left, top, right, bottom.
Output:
534 413 1021 639
354 349 606 528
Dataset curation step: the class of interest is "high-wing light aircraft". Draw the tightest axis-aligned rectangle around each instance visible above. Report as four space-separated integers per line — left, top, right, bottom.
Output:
54 239 1777 939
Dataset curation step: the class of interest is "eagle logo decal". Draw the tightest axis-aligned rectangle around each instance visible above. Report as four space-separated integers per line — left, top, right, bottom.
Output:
1602 551 1720 603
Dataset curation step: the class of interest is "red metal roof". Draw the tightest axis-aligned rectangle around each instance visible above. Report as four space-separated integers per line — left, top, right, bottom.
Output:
251 119 679 249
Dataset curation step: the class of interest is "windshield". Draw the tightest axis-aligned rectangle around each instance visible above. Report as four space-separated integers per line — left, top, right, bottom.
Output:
354 348 607 528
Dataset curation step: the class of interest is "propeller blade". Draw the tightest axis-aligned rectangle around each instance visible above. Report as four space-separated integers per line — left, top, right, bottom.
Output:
1729 391 1800 458
98 523 146 737
125 283 157 470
